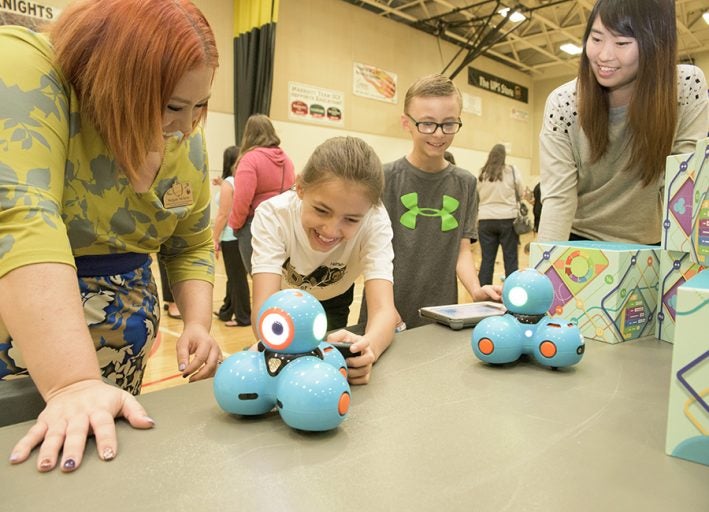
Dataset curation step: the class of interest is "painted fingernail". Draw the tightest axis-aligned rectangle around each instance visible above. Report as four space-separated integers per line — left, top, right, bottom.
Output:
62 458 76 471
9 452 20 463
102 447 115 461
178 363 186 371
144 416 156 426
39 458 53 471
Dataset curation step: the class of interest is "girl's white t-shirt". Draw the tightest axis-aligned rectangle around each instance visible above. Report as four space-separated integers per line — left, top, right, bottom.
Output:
251 190 394 301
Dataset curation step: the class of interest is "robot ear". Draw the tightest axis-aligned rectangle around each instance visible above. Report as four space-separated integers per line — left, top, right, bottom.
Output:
477 337 495 356
258 308 295 350
538 340 558 359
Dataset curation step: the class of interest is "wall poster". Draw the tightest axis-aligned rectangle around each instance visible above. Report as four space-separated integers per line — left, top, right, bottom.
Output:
288 82 345 127
1 1 60 29
353 62 397 104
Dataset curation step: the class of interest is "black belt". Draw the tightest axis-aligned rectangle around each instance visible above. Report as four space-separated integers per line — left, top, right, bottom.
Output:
74 252 150 277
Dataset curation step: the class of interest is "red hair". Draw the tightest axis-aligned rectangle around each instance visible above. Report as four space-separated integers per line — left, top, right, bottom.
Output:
49 0 219 182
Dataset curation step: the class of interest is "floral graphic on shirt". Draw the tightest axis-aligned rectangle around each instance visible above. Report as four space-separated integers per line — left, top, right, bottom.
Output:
282 257 346 289
0 70 65 152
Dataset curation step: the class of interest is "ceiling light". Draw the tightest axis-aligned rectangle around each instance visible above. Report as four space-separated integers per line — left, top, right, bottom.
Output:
498 8 526 23
703 12 709 25
560 43 583 55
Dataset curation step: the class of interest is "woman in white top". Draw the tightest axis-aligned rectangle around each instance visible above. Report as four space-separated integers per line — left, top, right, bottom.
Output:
538 0 708 244
477 144 525 286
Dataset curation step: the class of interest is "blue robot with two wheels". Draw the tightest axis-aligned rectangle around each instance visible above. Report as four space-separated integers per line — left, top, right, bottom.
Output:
472 268 585 369
213 289 351 431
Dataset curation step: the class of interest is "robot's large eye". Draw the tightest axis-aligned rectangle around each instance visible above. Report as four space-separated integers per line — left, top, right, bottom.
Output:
258 308 295 350
313 312 327 340
507 286 528 307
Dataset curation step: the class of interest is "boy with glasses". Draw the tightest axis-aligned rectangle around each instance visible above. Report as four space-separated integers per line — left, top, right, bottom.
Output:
361 74 501 329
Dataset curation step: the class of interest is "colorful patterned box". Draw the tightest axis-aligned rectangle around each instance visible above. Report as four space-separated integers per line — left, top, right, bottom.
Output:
662 151 696 254
662 137 709 265
656 250 706 343
690 138 709 267
665 269 709 467
529 241 659 344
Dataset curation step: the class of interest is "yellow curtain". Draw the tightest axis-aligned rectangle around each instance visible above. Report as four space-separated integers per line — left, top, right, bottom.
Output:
233 0 280 37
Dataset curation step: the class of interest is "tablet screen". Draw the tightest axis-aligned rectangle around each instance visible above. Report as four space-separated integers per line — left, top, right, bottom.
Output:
419 301 506 329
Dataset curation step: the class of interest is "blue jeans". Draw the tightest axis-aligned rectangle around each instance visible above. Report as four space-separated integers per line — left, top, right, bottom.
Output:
478 218 519 286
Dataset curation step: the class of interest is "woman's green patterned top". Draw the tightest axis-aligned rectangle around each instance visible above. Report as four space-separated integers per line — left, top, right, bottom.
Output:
0 26 214 285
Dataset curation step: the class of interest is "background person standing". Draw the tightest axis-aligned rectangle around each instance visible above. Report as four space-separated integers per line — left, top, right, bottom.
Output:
476 144 524 286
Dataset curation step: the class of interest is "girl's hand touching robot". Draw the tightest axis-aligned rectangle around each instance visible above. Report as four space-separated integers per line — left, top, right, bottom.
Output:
326 329 375 385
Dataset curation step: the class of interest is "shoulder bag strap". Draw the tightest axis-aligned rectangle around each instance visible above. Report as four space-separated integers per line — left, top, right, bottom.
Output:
510 165 522 207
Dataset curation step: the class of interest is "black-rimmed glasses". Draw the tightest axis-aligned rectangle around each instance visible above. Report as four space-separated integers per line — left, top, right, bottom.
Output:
405 113 462 134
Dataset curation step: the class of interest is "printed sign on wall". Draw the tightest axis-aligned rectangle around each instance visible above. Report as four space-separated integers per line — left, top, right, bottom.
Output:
510 108 529 122
468 67 528 104
353 63 397 104
462 93 482 116
288 82 344 127
1 1 60 29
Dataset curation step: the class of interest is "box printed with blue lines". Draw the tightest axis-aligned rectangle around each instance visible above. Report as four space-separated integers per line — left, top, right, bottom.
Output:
662 137 709 266
655 250 705 343
529 241 659 344
665 269 709 467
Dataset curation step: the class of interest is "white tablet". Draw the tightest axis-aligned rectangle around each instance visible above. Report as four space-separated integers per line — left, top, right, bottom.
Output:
418 301 507 330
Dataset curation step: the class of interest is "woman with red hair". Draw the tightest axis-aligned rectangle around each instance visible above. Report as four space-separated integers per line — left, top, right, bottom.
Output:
0 0 221 472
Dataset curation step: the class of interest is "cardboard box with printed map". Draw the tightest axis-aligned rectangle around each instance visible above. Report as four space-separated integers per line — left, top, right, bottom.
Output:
529 241 659 344
655 249 705 343
665 269 709 467
662 138 709 266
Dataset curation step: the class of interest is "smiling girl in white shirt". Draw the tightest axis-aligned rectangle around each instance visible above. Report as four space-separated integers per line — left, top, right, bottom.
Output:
250 136 398 385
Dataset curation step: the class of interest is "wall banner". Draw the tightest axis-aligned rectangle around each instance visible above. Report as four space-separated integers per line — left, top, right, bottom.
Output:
467 67 528 104
510 107 529 122
353 62 397 103
288 82 344 127
462 93 482 116
1 1 60 29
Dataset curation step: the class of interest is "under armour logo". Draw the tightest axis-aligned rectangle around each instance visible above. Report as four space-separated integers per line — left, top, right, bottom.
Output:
399 192 459 231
